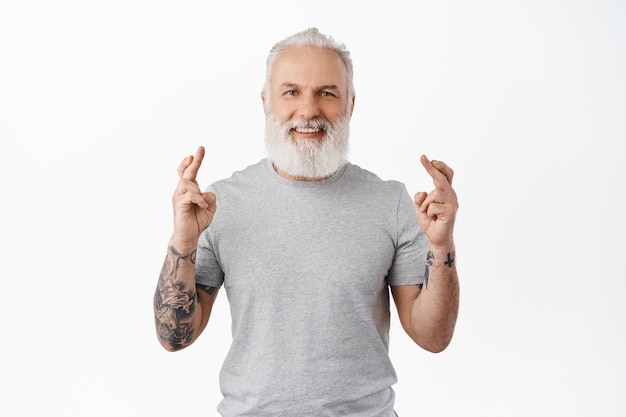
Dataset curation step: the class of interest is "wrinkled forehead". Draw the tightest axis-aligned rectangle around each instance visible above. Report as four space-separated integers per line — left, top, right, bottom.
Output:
269 46 349 91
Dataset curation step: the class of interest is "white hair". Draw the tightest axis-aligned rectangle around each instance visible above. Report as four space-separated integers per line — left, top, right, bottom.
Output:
262 27 355 109
264 114 350 180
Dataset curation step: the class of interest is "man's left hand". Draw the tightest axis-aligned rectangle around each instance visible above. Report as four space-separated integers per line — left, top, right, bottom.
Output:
414 155 458 249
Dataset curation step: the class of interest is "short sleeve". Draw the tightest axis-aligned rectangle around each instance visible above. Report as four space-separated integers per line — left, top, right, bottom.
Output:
386 184 427 286
195 217 225 288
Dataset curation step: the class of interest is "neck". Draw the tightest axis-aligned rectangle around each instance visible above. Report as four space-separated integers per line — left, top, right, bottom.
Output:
273 164 335 182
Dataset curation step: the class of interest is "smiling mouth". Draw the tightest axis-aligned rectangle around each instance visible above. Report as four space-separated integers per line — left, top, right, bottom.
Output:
293 126 323 134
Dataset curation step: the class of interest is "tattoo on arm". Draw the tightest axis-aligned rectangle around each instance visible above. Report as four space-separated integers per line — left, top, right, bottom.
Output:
424 251 434 289
444 252 455 267
423 251 455 290
154 246 198 349
196 283 217 295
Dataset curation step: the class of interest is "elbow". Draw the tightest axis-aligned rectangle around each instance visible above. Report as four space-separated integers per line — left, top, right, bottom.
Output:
157 337 191 353
407 308 459 353
410 329 455 353
420 336 452 353
155 322 193 352
158 340 182 352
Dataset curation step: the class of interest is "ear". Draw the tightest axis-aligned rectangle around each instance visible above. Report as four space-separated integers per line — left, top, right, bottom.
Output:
261 91 267 113
349 95 356 118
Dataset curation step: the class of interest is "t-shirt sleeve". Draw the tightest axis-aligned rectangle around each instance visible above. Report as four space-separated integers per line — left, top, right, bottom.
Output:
195 185 225 288
386 184 428 286
195 226 225 288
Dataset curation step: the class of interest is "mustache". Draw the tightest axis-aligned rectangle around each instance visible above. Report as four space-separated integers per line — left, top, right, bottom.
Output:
285 117 332 131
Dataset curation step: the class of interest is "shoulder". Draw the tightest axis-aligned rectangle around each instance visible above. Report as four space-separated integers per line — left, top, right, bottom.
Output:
206 159 268 193
343 163 408 197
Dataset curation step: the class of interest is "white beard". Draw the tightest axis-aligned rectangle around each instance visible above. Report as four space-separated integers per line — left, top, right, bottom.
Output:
264 113 350 179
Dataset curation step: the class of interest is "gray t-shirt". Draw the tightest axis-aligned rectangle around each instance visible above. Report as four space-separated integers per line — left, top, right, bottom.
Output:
196 159 427 417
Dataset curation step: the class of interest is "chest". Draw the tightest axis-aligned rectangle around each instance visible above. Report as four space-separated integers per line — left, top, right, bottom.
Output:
212 188 398 298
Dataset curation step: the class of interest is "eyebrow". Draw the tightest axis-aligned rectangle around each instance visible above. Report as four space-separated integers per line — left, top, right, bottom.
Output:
279 83 341 92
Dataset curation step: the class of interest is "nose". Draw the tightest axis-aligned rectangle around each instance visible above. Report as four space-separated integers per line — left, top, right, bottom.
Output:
297 94 320 120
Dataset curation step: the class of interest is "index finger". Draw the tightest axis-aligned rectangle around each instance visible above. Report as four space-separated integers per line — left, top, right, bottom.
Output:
178 146 205 181
420 155 454 188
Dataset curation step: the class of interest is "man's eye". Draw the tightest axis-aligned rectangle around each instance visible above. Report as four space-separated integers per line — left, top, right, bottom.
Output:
321 91 335 97
286 90 297 96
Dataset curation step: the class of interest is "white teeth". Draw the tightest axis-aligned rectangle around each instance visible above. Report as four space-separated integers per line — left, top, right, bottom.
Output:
295 127 321 133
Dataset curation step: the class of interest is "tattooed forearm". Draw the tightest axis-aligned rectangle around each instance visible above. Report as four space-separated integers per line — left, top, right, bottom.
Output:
444 252 454 267
423 251 455 290
154 246 199 350
424 251 435 289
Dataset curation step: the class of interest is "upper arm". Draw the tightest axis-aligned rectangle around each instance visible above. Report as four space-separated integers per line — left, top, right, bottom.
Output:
196 284 220 336
390 284 421 337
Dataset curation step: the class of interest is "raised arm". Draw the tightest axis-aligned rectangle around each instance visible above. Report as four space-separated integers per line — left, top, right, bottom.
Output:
153 146 219 351
392 156 460 353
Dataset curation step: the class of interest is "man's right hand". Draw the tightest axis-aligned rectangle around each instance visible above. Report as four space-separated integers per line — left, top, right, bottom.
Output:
172 146 216 250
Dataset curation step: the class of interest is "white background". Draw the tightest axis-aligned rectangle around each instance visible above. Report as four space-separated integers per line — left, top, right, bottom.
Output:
1 1 625 416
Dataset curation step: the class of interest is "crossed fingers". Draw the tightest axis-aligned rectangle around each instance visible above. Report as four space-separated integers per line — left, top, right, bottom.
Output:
416 155 458 220
420 155 453 189
178 146 205 181
174 146 210 209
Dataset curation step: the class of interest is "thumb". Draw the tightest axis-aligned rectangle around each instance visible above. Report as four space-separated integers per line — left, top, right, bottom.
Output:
414 192 427 211
202 192 217 209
